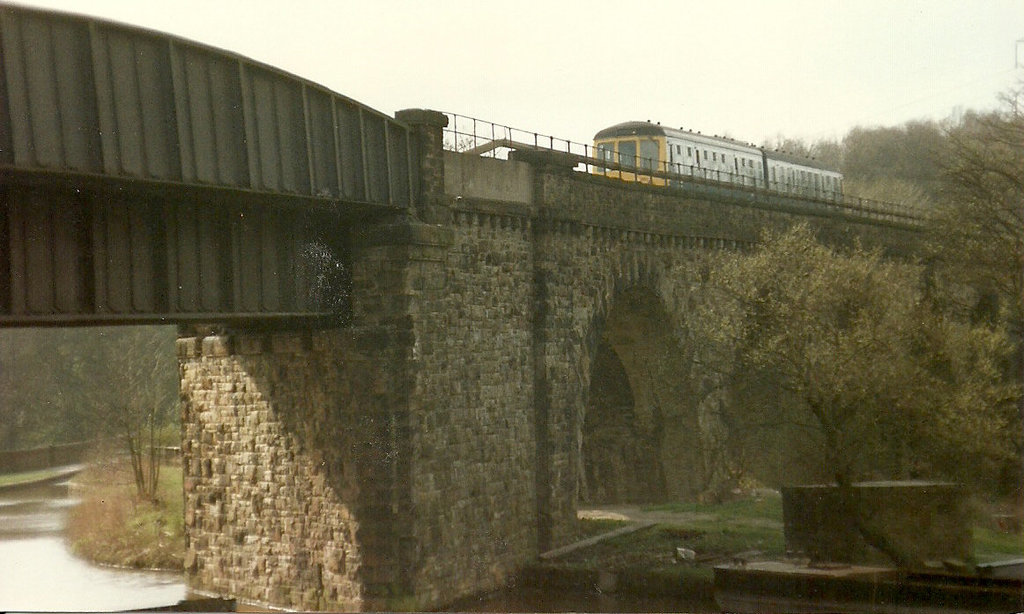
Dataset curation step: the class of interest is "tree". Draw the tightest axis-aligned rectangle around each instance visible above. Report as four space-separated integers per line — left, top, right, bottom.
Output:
698 225 1020 565
928 86 1024 497
0 328 108 449
87 327 178 501
842 120 947 198
761 135 844 170
930 87 1024 338
0 326 178 500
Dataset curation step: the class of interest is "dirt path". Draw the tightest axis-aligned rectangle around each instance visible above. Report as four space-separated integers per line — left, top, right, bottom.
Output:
578 505 717 524
578 504 784 530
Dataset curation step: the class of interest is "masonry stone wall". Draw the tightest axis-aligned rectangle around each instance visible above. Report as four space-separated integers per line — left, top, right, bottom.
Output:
180 138 924 610
403 207 538 605
178 331 391 611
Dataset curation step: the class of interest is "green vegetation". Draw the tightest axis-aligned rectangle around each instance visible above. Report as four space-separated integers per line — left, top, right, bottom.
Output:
563 497 785 574
973 526 1024 563
66 460 184 570
645 495 783 521
566 496 1021 578
692 223 1019 565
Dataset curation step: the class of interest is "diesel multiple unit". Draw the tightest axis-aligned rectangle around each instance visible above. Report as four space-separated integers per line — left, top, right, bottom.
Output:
593 121 842 200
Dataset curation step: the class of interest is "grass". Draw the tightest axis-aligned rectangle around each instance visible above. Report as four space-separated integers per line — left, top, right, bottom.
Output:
973 525 1024 562
66 460 184 570
644 495 784 523
559 495 786 583
564 494 1021 574
0 466 74 487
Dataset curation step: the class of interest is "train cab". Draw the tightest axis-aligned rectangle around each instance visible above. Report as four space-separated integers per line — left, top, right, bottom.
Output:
593 121 668 185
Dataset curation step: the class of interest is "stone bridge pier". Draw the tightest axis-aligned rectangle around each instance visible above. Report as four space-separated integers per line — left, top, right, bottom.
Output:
178 110 919 611
178 110 538 610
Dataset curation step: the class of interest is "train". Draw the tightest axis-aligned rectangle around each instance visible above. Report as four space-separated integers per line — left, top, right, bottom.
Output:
592 121 842 200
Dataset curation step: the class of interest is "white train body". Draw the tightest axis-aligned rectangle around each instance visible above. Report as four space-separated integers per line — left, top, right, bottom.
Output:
593 121 842 200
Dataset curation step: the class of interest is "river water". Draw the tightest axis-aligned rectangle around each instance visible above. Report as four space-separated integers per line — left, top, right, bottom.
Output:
0 477 186 612
0 476 714 612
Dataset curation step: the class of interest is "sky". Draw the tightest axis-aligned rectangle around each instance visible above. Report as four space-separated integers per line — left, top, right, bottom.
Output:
8 0 1024 148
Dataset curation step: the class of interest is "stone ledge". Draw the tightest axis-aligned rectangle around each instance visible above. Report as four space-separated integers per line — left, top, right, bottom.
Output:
395 108 448 128
201 335 232 357
352 220 454 249
508 148 581 170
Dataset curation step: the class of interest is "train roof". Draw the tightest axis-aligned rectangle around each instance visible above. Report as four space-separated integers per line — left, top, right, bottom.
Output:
594 121 759 151
594 121 670 139
593 121 840 173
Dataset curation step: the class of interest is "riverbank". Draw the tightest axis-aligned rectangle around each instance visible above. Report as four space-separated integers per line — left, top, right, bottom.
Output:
0 465 83 492
66 460 184 571
0 468 187 611
511 494 1023 608
510 496 784 609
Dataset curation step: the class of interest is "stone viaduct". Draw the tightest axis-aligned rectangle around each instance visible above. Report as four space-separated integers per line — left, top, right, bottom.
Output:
175 116 919 609
0 5 922 610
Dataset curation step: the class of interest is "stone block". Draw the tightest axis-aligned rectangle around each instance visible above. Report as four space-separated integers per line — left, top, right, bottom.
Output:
202 336 232 357
177 337 200 358
234 335 265 355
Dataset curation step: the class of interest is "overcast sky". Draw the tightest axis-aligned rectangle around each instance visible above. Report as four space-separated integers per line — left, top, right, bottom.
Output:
10 0 1024 147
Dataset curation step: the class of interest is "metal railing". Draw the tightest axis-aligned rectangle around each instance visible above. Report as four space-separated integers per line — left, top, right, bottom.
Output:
442 112 925 225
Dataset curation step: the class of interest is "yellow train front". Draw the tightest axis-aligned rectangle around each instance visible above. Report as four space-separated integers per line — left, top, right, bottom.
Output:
592 121 672 185
592 121 843 200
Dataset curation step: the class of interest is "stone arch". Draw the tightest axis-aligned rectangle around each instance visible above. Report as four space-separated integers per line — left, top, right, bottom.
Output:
580 284 709 505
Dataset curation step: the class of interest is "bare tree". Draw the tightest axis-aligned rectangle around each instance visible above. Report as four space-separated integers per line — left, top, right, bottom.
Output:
931 85 1024 335
89 327 178 501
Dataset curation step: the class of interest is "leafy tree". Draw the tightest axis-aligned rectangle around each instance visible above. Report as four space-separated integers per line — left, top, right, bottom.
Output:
698 225 1020 565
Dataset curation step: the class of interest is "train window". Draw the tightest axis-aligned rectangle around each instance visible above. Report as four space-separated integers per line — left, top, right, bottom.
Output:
712 152 717 162
618 140 637 168
676 145 681 154
687 147 693 158
640 139 659 170
596 142 614 165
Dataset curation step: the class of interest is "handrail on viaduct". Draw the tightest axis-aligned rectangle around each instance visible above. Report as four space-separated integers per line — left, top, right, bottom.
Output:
442 112 926 226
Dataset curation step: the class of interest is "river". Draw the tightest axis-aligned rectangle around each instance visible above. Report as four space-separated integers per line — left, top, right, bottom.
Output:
0 475 715 612
0 476 186 612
